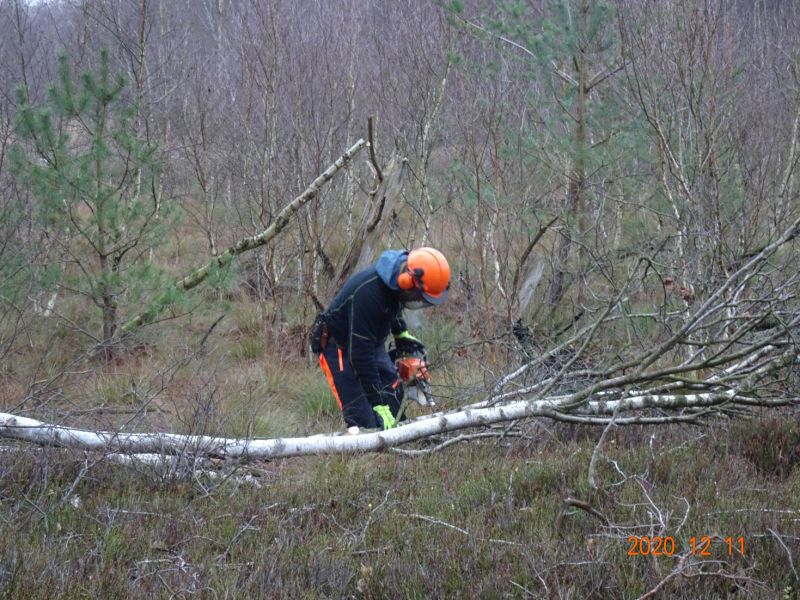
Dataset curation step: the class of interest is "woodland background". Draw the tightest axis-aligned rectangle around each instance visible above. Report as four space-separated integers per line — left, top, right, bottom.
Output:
1 0 800 597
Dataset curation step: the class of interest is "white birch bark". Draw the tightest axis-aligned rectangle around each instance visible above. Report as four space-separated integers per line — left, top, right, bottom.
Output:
0 385 793 461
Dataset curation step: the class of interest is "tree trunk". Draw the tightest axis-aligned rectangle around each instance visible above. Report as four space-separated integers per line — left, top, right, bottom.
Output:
0 378 792 460
546 0 589 309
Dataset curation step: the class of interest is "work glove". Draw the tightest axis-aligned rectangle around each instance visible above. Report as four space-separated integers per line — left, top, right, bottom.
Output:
373 405 397 430
394 330 426 355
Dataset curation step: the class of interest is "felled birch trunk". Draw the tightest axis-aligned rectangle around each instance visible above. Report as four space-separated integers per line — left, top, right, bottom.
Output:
0 385 793 461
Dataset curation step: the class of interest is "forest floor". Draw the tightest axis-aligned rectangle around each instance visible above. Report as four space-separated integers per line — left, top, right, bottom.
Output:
0 391 798 598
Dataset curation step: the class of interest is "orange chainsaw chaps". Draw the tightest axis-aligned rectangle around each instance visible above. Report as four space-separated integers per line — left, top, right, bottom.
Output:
319 353 344 409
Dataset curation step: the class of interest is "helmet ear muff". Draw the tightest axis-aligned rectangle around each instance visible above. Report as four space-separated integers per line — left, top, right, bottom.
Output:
397 271 413 290
397 267 423 290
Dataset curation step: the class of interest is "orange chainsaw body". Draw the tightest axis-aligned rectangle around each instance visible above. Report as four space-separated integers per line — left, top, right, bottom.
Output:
396 356 430 383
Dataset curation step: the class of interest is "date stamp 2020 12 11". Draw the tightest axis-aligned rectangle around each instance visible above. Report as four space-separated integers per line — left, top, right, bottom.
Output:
626 535 746 558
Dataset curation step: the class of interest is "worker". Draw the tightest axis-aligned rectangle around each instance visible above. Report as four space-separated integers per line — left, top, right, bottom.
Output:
310 247 450 431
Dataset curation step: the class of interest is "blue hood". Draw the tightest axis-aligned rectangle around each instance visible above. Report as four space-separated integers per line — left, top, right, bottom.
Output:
374 250 408 290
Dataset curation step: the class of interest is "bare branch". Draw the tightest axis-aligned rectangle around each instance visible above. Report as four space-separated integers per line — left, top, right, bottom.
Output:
119 138 366 335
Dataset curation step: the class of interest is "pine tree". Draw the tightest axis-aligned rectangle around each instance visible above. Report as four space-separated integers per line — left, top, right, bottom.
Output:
10 49 175 359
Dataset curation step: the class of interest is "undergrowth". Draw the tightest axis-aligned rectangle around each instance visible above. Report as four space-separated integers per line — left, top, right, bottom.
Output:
0 418 797 598
0 298 797 598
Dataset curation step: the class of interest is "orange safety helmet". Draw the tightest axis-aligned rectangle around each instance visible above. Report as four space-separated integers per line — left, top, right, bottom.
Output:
397 247 450 305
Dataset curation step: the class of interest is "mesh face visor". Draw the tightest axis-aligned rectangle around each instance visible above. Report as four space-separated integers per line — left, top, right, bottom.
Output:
420 284 449 305
399 287 432 310
403 299 432 310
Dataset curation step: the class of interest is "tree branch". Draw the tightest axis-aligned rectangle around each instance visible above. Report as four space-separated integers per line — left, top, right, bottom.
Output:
119 139 366 336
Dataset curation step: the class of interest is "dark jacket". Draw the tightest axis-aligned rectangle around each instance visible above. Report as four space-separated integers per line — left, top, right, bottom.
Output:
324 251 408 406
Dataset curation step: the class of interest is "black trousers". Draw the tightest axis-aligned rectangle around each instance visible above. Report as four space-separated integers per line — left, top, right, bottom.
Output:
319 342 403 429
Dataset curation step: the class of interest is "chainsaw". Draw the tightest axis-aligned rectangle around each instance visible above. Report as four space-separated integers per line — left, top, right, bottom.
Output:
391 345 434 407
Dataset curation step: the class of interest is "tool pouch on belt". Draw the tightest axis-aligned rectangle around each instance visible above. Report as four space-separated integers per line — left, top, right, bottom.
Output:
309 312 329 354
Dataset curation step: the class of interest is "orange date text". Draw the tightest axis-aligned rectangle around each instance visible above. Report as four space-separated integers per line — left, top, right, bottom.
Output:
626 535 676 557
626 535 746 558
690 535 745 557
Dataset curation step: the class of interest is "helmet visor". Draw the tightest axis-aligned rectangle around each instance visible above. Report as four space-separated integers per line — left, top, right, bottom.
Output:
403 299 432 310
421 286 448 305
400 287 434 310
